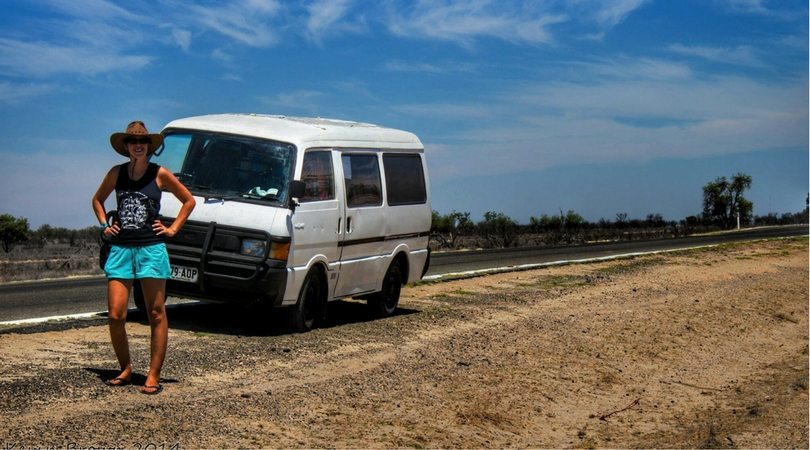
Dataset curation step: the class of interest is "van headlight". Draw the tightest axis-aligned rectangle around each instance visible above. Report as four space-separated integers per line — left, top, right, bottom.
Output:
240 239 268 258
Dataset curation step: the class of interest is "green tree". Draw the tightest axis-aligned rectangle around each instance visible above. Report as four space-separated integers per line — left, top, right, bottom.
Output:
529 214 561 232
530 210 584 232
564 210 584 229
478 211 519 248
0 214 31 252
645 213 666 228
702 173 753 228
431 210 473 248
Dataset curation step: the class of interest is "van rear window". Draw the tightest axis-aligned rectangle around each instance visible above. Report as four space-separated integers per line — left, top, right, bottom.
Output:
383 154 426 206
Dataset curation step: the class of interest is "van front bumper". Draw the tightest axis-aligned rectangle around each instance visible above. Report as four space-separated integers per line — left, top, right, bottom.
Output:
162 219 289 307
166 264 287 306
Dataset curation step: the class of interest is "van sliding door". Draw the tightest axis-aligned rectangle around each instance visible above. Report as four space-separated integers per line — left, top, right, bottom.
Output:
334 152 387 297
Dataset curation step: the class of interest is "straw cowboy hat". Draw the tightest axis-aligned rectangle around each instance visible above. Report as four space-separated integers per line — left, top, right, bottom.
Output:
110 120 164 157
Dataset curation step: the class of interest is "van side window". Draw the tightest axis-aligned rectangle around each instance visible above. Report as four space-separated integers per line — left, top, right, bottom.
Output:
342 154 382 207
383 154 426 206
301 151 335 202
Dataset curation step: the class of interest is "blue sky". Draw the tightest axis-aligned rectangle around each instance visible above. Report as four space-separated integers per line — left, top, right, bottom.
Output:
0 0 807 228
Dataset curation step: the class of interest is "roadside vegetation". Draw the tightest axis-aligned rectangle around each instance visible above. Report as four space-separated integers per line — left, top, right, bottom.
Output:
429 205 808 250
430 173 807 249
0 173 806 281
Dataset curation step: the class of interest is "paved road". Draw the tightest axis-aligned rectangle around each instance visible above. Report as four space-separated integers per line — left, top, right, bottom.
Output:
0 225 806 323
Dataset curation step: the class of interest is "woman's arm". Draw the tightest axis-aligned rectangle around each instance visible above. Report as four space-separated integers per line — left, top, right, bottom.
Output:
154 167 196 238
92 166 120 237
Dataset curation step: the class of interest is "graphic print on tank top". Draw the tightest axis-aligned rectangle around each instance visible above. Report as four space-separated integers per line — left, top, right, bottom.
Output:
118 191 156 229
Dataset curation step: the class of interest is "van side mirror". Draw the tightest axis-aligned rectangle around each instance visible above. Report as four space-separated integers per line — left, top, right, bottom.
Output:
288 180 306 210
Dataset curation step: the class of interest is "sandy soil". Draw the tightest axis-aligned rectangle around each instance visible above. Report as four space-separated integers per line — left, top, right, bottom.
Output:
0 237 807 449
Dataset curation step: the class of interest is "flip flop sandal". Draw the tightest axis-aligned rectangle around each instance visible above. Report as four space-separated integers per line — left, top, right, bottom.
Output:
141 384 163 395
105 377 131 387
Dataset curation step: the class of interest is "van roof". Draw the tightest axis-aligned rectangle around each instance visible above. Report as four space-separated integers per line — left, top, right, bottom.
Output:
162 114 423 150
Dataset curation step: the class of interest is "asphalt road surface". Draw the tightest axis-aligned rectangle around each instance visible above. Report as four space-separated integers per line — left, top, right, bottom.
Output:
0 225 805 324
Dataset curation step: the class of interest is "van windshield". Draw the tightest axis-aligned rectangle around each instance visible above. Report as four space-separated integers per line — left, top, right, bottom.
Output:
154 132 295 205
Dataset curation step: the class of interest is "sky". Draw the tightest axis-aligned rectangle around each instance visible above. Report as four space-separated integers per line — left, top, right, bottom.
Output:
0 0 807 229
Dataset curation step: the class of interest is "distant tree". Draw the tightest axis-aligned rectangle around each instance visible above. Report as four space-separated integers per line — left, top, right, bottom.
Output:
431 210 453 231
529 214 561 232
615 212 628 228
478 211 519 248
452 210 475 235
0 214 31 252
563 210 584 229
702 173 753 228
645 213 666 228
529 210 584 232
431 210 473 248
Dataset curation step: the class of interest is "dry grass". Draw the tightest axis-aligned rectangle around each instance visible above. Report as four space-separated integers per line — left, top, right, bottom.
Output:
0 241 102 283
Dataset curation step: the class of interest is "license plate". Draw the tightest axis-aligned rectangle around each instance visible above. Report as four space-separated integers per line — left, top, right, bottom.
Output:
170 265 198 283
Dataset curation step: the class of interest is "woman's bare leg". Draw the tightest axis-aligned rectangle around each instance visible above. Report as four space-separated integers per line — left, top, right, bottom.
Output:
107 279 133 382
139 278 168 392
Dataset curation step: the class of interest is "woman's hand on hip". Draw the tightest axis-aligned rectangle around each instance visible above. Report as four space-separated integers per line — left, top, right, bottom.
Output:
103 223 120 237
153 220 176 237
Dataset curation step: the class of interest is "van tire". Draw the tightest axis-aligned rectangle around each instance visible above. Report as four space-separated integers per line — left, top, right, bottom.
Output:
368 260 402 318
133 281 146 312
288 269 324 332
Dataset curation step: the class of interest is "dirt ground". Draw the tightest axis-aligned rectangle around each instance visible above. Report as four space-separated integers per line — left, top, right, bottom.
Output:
0 238 807 449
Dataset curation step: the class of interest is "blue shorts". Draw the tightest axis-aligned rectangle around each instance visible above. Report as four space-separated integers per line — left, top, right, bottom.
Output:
104 243 171 280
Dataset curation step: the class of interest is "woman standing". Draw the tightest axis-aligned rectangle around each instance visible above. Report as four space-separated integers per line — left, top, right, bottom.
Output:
91 120 196 395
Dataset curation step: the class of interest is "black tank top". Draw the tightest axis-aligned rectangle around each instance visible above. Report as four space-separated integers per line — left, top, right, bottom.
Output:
112 162 163 246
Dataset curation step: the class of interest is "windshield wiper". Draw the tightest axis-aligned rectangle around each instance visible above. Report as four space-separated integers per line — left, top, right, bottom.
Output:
241 192 280 201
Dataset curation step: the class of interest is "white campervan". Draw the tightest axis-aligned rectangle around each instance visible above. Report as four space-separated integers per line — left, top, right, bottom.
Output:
142 114 431 331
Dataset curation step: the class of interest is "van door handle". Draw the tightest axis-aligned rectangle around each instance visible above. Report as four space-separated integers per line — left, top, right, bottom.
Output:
346 216 352 234
336 218 341 234
294 222 305 230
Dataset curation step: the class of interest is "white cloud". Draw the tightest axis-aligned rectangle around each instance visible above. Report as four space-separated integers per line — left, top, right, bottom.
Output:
258 90 325 115
572 57 693 81
669 44 763 67
223 73 244 82
304 0 366 43
385 0 567 47
722 0 770 15
394 103 493 120
591 0 650 28
0 81 54 103
186 0 282 47
40 0 146 22
211 48 234 62
0 38 152 77
383 60 475 74
718 0 801 19
171 28 192 52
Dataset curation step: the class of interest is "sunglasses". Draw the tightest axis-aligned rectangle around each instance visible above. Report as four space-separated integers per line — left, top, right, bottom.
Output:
125 137 151 145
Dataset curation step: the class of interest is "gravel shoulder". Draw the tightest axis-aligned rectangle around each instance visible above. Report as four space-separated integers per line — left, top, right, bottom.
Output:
0 238 807 448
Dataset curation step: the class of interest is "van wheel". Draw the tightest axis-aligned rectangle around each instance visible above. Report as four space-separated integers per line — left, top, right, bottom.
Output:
368 261 402 318
133 281 146 312
288 270 324 332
